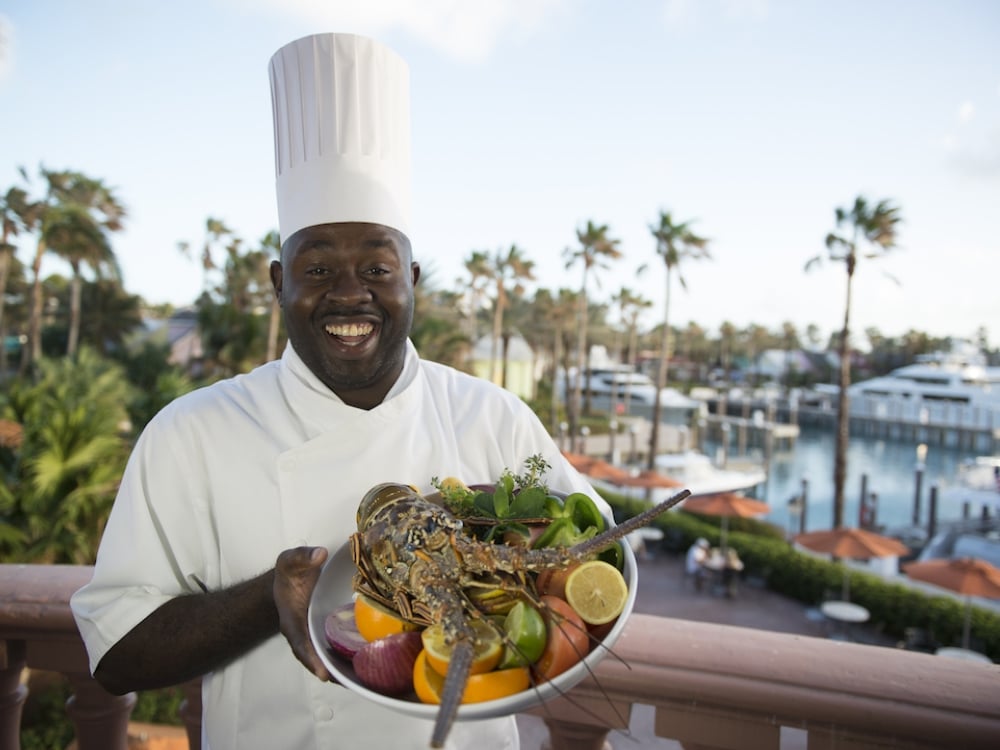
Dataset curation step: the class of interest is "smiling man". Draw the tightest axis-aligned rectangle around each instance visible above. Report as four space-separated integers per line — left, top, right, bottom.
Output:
71 32 599 750
273 222 419 409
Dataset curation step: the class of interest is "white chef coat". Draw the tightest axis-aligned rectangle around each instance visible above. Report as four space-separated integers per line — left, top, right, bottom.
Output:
71 340 601 750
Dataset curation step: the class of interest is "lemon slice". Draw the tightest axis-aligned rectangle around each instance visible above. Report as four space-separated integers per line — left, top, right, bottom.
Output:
564 560 629 625
421 619 503 677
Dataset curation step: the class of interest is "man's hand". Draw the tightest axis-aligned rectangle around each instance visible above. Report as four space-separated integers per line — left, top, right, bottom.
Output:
275 546 332 681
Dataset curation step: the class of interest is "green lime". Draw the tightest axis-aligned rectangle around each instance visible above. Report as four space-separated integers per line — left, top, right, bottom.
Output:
498 601 547 668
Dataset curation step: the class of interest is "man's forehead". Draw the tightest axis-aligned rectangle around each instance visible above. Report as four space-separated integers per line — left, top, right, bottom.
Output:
282 222 411 257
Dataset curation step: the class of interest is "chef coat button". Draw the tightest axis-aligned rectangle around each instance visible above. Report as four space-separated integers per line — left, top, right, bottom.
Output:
314 705 334 721
280 457 296 471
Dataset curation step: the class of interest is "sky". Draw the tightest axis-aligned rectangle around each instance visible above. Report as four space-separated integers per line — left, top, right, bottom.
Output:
2 0 999 349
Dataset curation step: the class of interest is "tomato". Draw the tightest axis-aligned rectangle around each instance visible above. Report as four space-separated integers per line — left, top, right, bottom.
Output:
535 563 580 600
535 595 590 680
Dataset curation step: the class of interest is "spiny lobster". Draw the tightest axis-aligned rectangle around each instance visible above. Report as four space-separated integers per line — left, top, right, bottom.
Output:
349 481 692 748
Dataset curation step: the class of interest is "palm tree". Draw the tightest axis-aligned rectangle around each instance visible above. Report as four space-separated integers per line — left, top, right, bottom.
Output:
411 264 472 370
646 210 710 469
466 245 535 385
526 288 580 437
780 321 800 388
563 221 621 449
196 216 234 298
742 324 772 385
806 195 902 528
462 251 492 346
610 286 652 414
718 321 738 380
78 278 143 355
46 203 122 356
21 169 126 366
0 185 36 374
259 230 283 362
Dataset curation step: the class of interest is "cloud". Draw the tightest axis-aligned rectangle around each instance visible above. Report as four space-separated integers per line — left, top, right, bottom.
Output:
661 0 769 27
0 15 12 82
722 0 770 21
958 100 975 123
950 134 1000 178
661 0 697 26
261 0 568 62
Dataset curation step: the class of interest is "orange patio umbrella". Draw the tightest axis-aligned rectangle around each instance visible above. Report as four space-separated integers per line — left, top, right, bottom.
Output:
794 527 910 601
681 493 770 552
903 557 1000 649
794 527 910 560
562 451 598 473
613 469 684 489
561 451 632 484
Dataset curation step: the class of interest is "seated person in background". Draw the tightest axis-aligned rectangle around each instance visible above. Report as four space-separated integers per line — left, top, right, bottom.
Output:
686 538 710 590
722 547 745 597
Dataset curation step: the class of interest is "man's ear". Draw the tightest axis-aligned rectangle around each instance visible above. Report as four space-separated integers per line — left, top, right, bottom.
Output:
411 261 421 287
269 260 283 303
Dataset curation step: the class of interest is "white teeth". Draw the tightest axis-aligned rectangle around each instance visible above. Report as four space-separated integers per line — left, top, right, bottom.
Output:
325 322 374 337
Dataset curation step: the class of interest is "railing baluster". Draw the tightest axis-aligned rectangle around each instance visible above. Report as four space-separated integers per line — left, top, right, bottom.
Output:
180 678 203 750
64 671 136 750
0 641 28 750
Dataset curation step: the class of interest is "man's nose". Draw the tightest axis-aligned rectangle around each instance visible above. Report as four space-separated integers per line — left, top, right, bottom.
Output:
325 272 372 303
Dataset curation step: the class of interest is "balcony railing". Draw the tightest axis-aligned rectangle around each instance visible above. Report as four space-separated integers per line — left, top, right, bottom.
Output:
2 564 999 750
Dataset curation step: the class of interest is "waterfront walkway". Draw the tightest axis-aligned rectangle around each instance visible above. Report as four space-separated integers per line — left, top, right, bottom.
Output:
516 547 897 749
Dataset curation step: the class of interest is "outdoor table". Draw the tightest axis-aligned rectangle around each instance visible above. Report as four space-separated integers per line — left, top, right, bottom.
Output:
821 601 870 623
820 600 870 641
935 647 994 664
702 550 743 598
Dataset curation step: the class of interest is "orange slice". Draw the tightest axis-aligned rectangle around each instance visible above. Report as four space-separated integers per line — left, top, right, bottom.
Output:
413 650 530 705
421 619 503 677
353 594 417 642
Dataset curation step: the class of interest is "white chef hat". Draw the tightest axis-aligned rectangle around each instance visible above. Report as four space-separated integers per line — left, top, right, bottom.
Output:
268 33 411 242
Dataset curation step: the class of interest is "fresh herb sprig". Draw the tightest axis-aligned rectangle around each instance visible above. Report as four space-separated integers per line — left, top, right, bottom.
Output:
431 454 608 551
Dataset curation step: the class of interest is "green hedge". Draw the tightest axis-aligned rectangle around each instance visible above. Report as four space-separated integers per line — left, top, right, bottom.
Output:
600 487 1000 661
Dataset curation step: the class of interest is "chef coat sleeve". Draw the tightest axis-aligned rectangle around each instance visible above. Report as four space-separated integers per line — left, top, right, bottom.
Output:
71 403 212 675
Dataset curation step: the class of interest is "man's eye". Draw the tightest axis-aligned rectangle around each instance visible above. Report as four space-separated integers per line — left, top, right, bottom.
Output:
305 266 328 276
364 267 390 277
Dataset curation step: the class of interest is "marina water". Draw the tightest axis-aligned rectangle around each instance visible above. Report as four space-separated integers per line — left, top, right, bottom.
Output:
719 426 992 536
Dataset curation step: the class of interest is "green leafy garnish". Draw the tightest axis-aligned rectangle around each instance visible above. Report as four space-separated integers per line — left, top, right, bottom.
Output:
432 454 606 546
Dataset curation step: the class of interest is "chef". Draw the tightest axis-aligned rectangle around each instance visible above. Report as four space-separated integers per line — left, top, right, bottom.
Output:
71 32 597 750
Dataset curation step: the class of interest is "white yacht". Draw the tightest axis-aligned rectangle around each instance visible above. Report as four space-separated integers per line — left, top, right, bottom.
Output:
847 349 1000 428
654 450 767 496
558 365 700 411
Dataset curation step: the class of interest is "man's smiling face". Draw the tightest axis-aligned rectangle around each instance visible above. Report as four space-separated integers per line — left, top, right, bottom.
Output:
271 222 420 409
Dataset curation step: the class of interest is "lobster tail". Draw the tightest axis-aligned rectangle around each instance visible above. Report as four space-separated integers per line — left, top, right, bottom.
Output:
431 639 474 748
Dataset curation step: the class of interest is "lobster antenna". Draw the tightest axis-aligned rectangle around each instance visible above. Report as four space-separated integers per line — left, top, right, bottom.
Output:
572 488 691 560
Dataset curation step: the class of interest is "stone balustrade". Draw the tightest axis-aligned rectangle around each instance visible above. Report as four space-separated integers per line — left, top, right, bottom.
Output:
2 564 999 750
